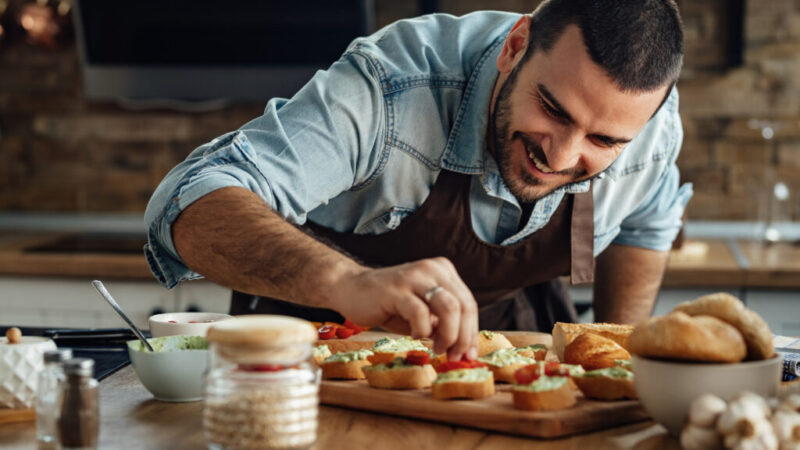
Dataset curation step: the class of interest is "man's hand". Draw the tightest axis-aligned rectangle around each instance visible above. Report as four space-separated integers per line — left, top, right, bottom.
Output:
328 257 479 361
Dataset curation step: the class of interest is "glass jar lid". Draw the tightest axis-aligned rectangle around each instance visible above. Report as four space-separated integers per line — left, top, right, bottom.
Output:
206 315 317 365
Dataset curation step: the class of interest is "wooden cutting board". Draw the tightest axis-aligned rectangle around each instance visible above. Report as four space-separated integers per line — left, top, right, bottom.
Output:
317 330 648 438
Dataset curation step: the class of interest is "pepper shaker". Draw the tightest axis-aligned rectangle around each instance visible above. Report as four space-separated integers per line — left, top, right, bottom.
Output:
57 358 99 450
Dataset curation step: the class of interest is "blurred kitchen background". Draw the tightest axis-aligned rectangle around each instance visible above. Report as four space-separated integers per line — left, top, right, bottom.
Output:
1 0 798 333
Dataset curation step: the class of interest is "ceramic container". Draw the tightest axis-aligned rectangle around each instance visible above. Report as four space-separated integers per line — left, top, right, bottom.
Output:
148 312 233 338
0 336 57 408
632 354 782 435
127 336 209 402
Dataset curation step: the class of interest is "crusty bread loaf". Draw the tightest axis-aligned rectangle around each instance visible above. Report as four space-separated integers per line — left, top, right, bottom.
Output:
320 359 371 380
516 347 547 361
363 365 437 389
512 382 576 411
552 322 634 361
628 312 746 363
573 376 637 400
563 333 631 370
432 376 495 400
477 331 514 357
672 292 774 360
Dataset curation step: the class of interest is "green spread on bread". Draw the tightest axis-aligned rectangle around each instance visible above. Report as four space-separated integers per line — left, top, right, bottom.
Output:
362 357 416 371
478 348 535 367
322 349 373 363
579 366 633 380
614 359 632 371
434 367 492 383
479 330 495 340
372 337 427 353
313 344 331 359
512 375 569 392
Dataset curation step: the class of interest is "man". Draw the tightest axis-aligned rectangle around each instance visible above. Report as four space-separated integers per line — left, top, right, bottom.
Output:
144 0 692 361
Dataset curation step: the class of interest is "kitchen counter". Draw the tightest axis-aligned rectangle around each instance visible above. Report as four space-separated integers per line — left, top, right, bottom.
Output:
0 365 679 449
1 231 798 289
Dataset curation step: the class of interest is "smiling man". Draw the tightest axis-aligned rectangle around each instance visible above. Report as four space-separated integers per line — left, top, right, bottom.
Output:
144 0 691 361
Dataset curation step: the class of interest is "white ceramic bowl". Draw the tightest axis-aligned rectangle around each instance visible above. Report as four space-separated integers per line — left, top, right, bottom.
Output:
127 336 209 402
632 354 782 435
0 336 57 408
149 312 233 338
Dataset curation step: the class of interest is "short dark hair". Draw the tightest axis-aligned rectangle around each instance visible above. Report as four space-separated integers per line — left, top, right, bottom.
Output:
521 0 683 92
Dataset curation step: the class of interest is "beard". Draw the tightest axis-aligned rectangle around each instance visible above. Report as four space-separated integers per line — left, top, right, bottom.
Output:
490 65 590 203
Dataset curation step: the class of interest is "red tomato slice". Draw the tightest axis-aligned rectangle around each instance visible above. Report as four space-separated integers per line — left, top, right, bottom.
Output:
543 361 569 377
335 327 355 339
514 364 541 384
343 319 365 334
318 325 336 340
405 350 430 366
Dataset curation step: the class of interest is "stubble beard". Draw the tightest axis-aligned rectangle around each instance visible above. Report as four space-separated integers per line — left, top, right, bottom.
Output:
490 64 590 204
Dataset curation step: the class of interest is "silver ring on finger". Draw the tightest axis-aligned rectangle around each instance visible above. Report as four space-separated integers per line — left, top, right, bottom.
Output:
424 285 445 303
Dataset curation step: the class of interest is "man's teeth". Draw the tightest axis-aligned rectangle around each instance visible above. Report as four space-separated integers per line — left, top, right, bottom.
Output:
528 151 554 173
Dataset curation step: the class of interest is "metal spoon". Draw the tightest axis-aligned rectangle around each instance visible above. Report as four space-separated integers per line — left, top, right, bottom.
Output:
91 280 154 352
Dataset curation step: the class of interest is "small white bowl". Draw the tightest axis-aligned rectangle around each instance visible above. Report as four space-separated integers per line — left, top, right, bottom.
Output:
127 336 209 402
632 354 782 435
149 312 233 338
0 336 57 408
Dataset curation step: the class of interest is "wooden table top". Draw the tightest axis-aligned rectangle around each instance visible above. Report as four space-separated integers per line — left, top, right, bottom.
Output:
0 365 680 450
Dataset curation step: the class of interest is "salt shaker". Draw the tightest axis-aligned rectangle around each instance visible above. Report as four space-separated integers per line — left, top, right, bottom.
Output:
57 358 99 450
37 348 72 450
204 315 320 449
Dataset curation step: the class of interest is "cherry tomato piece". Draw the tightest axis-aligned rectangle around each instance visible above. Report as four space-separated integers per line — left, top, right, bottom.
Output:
514 364 541 384
318 325 336 340
405 350 430 366
335 327 355 339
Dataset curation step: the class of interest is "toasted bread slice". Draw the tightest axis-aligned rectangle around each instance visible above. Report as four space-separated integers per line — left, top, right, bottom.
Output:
563 333 631 370
477 331 514 357
320 359 371 380
363 364 437 389
573 375 637 400
552 322 634 361
432 376 495 400
488 363 527 384
512 381 576 411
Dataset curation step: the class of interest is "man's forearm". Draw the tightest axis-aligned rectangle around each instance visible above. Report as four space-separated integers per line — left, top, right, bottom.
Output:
172 186 364 309
592 244 669 324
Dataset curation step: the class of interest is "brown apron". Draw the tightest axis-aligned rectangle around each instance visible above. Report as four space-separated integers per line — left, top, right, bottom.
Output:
230 170 594 331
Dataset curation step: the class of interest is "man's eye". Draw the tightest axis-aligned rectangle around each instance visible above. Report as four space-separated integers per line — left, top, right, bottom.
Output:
537 95 564 119
593 137 619 148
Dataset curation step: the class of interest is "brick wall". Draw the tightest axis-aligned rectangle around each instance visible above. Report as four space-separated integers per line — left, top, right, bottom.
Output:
1 0 798 220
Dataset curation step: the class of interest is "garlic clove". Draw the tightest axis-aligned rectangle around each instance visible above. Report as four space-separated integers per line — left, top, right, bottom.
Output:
681 423 723 450
689 394 727 428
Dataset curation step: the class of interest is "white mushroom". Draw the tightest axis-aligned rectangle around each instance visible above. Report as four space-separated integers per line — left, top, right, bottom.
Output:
689 394 728 427
771 410 800 450
681 423 723 450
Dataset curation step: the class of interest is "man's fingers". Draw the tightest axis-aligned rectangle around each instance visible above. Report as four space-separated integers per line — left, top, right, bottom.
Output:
425 288 462 355
391 294 433 339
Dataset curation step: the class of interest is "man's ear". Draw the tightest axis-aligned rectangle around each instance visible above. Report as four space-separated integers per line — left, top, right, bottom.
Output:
497 15 531 74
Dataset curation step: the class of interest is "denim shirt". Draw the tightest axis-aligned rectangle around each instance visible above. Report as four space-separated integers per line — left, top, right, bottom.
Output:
144 11 693 289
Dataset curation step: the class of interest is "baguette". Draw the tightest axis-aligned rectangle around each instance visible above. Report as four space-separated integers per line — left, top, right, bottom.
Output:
563 333 630 370
512 380 576 411
552 322 634 361
363 364 437 389
432 375 495 400
320 359 371 380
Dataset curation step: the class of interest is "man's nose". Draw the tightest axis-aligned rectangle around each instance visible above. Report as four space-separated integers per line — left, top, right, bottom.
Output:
542 131 582 172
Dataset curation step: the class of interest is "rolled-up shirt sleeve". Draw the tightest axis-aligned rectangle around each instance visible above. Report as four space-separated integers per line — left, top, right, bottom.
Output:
144 52 386 288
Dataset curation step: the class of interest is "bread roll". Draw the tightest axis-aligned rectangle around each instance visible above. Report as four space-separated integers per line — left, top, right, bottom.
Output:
563 333 631 370
552 322 634 361
628 312 746 363
673 292 774 360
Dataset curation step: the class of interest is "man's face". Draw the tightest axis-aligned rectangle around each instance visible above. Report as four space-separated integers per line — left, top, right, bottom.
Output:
490 23 670 203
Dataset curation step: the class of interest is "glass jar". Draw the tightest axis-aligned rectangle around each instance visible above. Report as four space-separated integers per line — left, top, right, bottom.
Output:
203 315 320 450
37 348 72 450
